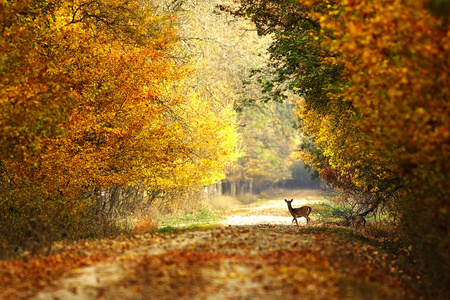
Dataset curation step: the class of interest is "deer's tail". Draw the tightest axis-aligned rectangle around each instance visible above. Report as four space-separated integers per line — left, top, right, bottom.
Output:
307 206 312 215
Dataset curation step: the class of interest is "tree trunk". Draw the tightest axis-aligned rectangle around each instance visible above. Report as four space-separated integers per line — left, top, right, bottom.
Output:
239 180 245 196
217 181 222 196
230 180 236 197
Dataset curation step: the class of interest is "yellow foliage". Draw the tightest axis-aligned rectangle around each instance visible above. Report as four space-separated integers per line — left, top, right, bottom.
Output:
299 0 449 191
0 0 240 251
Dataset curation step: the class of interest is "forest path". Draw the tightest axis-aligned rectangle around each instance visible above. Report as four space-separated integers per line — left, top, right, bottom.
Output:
19 190 411 299
219 189 320 226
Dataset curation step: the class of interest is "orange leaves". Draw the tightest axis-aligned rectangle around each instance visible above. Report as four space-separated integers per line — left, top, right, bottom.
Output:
299 0 449 187
134 217 157 234
0 238 128 299
329 0 449 165
299 0 314 7
1 0 192 190
296 1 449 290
18 0 239 193
2 0 240 255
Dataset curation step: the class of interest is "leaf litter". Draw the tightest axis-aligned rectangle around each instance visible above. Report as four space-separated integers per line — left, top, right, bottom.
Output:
1 198 419 300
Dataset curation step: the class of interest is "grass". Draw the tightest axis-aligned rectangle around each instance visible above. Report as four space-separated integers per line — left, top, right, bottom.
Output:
204 195 242 210
299 225 374 245
310 202 353 221
114 206 223 237
150 208 220 235
153 224 217 234
158 209 220 227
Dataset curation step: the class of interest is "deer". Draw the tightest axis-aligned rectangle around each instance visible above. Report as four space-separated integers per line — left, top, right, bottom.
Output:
284 199 312 226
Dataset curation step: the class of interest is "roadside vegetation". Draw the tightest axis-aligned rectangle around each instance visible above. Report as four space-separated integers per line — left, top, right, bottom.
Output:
0 190 430 299
229 0 449 296
1 0 447 297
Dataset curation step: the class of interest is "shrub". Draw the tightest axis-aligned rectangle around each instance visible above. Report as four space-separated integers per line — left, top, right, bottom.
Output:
237 193 258 204
205 195 241 211
133 217 156 234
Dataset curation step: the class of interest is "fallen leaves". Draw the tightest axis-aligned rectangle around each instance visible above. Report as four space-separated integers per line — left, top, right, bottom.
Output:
0 221 422 300
113 225 409 300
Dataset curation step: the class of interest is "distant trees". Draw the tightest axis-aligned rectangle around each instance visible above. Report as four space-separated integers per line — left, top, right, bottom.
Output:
168 0 318 195
230 99 320 194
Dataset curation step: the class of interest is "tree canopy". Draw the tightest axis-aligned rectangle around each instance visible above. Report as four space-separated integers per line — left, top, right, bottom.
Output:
1 0 239 251
233 0 449 292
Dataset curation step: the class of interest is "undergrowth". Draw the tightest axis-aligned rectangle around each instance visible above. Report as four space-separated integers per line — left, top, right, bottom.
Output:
298 226 385 249
158 209 219 227
309 202 403 253
154 224 217 234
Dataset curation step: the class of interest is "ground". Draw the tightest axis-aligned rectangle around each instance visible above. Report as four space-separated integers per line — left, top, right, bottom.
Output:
1 190 418 299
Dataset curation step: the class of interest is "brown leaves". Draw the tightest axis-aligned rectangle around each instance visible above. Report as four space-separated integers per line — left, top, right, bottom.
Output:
121 226 410 300
0 234 157 299
0 251 106 299
0 222 422 299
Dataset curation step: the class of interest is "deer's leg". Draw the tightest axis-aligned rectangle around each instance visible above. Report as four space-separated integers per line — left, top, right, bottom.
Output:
306 216 310 225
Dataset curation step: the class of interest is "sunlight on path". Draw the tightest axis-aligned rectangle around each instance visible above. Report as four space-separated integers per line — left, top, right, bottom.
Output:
33 190 333 300
219 191 324 226
220 215 298 226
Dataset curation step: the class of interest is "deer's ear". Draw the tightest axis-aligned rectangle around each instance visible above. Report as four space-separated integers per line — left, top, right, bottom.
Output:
284 199 287 202
291 199 293 201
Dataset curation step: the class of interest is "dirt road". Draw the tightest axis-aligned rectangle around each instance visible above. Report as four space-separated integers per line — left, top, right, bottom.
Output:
23 190 413 299
219 190 318 226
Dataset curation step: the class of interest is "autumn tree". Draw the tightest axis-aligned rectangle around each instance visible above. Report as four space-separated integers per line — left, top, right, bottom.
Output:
161 0 298 195
1 0 180 249
318 0 449 292
1 0 239 254
234 0 449 293
233 97 319 193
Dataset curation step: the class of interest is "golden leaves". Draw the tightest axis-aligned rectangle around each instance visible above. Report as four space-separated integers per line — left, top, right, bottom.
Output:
0 1 240 258
296 2 449 287
0 224 414 299
298 0 449 194
1 0 239 187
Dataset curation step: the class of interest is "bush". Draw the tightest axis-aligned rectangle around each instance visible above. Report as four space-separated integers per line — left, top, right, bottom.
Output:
205 195 241 211
0 196 128 259
133 217 156 234
0 185 205 259
398 191 450 296
313 202 353 221
237 193 258 204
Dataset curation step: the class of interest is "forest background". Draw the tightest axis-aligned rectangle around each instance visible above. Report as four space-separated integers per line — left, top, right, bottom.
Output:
0 0 448 296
